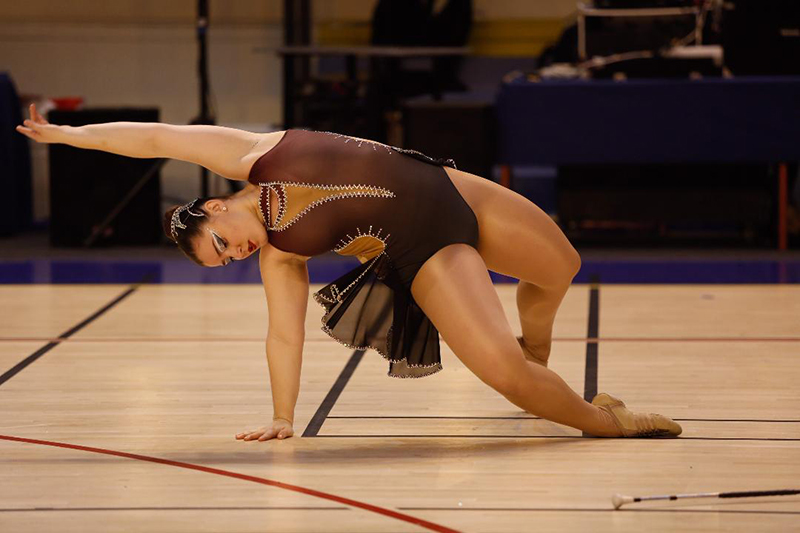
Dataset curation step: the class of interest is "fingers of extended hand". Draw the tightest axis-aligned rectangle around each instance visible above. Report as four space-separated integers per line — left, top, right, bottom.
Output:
24 104 47 125
244 429 267 441
258 430 278 441
235 429 254 440
271 426 294 441
15 125 37 138
21 120 42 137
235 427 273 441
235 424 294 442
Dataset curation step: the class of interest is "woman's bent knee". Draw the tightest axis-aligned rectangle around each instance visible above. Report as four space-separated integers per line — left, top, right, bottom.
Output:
527 247 581 291
568 248 582 278
557 247 582 285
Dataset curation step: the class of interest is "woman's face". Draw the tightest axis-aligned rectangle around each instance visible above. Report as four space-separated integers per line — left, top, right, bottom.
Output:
191 200 267 267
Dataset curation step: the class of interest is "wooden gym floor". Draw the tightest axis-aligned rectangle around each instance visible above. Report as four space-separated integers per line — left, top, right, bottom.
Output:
1 282 799 532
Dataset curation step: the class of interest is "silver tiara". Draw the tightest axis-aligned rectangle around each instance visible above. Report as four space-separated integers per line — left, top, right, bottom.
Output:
170 198 205 240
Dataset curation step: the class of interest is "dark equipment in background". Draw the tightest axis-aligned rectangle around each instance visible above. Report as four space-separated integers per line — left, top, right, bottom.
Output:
48 109 162 247
557 165 776 247
575 0 800 78
402 99 494 179
0 73 32 237
582 11 697 59
588 55 722 79
722 0 800 75
575 1 724 79
368 0 473 141
371 0 472 95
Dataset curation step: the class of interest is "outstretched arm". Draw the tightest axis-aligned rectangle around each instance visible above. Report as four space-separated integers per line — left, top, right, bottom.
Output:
16 103 264 180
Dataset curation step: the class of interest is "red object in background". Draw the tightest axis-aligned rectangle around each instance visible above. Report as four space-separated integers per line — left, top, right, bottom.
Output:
51 97 84 111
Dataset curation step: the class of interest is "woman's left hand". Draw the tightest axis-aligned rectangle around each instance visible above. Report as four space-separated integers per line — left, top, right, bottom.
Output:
235 418 294 442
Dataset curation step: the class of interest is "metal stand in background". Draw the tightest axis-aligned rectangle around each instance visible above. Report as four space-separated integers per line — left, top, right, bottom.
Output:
283 0 311 128
191 0 215 198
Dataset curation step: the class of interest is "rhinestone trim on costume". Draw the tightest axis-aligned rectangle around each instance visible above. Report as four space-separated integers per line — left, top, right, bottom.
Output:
275 185 287 227
320 130 457 170
257 184 286 231
256 181 395 232
332 252 383 302
313 291 338 304
391 146 457 169
321 131 395 154
333 225 390 254
259 185 271 227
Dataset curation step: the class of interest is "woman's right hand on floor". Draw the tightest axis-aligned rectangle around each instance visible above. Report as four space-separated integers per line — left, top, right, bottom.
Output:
15 103 65 144
235 418 294 442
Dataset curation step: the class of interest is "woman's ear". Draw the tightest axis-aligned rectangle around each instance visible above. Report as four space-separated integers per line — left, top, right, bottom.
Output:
203 199 226 214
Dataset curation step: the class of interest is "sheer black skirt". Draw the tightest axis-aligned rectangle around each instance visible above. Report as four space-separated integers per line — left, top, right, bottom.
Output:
313 253 443 378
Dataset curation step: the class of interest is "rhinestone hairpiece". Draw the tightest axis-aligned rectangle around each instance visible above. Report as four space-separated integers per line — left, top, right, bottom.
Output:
170 198 205 240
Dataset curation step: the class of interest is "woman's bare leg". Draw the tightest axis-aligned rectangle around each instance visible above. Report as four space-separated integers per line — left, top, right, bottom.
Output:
411 244 619 437
446 168 583 367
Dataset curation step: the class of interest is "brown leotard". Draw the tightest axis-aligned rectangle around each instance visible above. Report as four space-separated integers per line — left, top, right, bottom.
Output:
248 129 478 378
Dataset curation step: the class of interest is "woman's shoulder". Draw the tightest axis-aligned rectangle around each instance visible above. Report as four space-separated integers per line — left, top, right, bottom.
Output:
242 130 292 183
242 130 288 164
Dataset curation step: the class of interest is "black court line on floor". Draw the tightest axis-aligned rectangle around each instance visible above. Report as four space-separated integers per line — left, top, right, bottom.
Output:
315 435 800 441
397 507 800 515
583 277 600 404
582 277 600 437
326 416 800 423
304 297 397 437
0 275 152 387
0 506 349 512
302 350 365 437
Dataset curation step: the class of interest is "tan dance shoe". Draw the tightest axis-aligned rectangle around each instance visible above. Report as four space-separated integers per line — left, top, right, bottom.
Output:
592 393 682 437
516 336 549 367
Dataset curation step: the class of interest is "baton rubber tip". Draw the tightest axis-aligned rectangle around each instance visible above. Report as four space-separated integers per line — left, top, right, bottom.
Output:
612 494 632 510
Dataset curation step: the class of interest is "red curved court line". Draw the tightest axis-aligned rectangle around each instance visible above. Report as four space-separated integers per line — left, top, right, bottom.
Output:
0 434 459 533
